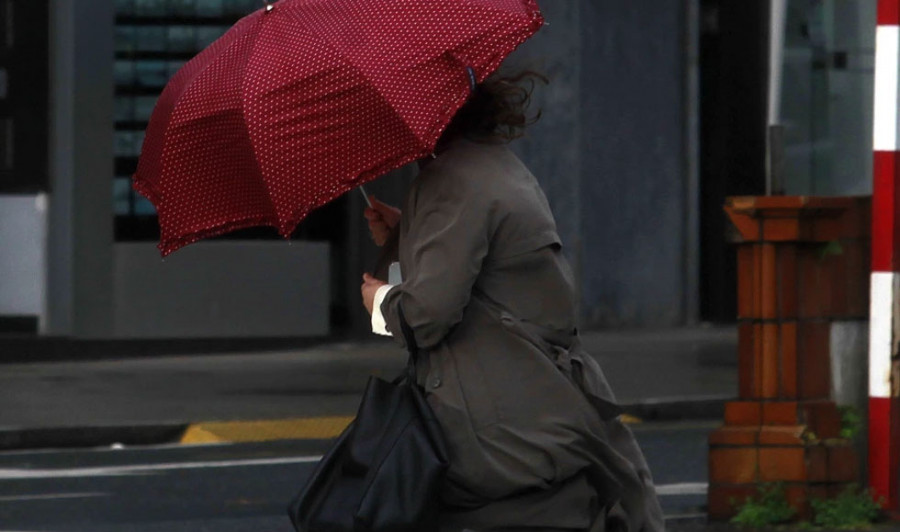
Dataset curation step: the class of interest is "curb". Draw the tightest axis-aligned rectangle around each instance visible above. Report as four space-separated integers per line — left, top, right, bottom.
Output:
0 335 339 365
620 396 729 423
0 398 729 452
0 424 187 451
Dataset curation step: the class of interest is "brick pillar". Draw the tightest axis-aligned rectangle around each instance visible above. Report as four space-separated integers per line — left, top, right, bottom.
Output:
708 196 871 521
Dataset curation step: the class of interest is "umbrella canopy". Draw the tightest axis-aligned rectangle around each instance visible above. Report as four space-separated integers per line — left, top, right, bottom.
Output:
134 0 544 256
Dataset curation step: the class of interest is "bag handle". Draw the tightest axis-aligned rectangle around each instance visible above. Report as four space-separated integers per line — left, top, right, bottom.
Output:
396 303 418 380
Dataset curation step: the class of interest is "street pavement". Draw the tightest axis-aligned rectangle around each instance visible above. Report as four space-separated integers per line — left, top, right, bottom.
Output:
0 327 737 438
0 423 716 531
0 326 741 528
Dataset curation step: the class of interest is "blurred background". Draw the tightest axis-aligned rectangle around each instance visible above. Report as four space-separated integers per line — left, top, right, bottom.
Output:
0 0 876 342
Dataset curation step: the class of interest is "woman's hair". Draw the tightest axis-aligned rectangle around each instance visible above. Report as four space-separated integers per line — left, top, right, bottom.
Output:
441 70 548 143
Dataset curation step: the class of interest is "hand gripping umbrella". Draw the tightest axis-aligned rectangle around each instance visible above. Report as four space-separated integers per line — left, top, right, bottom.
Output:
133 0 544 256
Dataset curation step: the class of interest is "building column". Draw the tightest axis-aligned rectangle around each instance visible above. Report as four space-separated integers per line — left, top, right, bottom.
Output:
44 0 115 337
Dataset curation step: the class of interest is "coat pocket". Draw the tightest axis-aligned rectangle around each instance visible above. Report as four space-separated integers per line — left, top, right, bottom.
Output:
497 313 623 421
422 342 501 432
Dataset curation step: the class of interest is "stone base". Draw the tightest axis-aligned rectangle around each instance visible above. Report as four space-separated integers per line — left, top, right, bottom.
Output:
708 400 859 521
709 480 859 522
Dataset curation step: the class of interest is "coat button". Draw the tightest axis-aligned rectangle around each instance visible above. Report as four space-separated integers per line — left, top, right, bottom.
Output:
430 378 442 389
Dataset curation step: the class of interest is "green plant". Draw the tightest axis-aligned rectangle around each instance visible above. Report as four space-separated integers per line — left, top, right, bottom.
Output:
819 240 845 260
809 484 884 529
731 482 796 528
838 405 863 440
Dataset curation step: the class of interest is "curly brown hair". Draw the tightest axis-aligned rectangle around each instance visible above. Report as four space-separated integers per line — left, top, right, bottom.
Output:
441 70 548 144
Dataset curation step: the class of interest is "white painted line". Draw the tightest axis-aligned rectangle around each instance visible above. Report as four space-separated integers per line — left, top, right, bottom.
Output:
626 394 732 405
0 492 108 502
869 272 896 398
0 455 322 480
664 512 707 521
874 26 900 151
654 482 708 496
0 438 247 457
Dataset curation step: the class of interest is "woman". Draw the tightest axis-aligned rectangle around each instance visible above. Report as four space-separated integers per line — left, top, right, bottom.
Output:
360 72 664 532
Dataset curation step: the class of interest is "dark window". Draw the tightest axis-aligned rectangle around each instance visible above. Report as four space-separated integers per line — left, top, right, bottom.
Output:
0 0 49 193
114 0 251 238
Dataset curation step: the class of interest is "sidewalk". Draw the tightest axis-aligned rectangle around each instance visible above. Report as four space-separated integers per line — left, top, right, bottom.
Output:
0 326 738 450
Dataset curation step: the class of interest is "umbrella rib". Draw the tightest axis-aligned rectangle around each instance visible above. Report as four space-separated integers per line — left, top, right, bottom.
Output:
237 13 284 226
238 9 429 235
161 14 263 141
293 11 426 149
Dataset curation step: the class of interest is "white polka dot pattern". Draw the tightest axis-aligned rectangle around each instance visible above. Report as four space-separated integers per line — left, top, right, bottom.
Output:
133 0 544 256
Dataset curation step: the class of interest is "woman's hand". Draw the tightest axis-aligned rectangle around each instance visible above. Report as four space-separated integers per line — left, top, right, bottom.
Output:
363 197 401 247
361 273 387 316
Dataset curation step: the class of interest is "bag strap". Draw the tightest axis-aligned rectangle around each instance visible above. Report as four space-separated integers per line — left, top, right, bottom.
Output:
396 303 418 380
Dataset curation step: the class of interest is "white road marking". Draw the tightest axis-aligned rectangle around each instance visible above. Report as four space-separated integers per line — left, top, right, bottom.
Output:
0 492 108 502
654 482 708 496
0 455 322 480
0 438 250 457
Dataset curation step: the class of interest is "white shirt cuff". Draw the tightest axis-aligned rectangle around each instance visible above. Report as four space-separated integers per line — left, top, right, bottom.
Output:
371 284 395 336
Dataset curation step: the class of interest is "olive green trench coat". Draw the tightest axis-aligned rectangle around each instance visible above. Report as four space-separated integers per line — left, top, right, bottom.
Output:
380 138 664 532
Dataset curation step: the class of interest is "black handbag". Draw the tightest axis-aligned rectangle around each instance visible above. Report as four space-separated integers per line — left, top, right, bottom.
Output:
288 305 449 532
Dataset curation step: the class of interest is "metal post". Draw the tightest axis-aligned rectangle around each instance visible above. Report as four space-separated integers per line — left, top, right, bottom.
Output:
869 0 900 512
766 0 787 196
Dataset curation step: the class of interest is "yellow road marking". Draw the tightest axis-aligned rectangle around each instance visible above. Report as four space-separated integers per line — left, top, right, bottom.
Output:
180 416 354 444
179 412 641 445
619 414 643 424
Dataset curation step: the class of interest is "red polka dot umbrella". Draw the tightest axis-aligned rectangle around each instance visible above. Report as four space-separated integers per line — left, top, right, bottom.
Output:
133 0 544 256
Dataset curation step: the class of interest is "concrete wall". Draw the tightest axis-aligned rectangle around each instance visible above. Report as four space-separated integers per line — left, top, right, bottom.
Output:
0 195 46 317
511 2 582 269
830 320 869 410
830 320 869 478
113 242 330 338
578 1 690 327
509 1 694 328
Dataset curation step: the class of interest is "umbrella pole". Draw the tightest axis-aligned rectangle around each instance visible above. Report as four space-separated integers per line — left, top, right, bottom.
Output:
358 185 373 209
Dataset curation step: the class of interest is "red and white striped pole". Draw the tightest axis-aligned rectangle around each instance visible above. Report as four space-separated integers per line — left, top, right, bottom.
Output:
870 0 900 512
